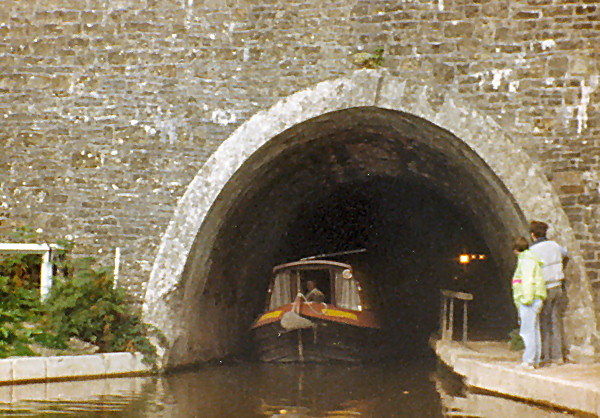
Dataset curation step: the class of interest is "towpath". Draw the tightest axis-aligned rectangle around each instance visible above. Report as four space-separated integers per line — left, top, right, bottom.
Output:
432 338 600 416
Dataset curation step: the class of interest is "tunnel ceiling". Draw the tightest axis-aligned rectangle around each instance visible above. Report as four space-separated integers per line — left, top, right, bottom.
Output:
225 107 515 219
200 107 524 279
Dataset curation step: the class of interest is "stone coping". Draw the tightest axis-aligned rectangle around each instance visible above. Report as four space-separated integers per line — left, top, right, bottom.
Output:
0 352 153 385
432 338 600 416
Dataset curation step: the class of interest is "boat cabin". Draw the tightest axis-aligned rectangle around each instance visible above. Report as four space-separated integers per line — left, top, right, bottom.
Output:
266 260 363 312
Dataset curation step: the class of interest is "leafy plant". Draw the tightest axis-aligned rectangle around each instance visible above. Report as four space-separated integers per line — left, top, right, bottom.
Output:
353 46 384 69
43 257 161 366
0 266 49 357
0 227 47 357
0 226 161 366
508 328 524 351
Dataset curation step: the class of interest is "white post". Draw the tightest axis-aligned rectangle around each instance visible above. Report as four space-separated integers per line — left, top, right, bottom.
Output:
114 247 120 289
40 245 53 300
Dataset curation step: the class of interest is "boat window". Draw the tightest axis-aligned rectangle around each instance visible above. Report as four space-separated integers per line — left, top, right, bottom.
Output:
269 271 294 309
300 269 331 303
334 269 361 310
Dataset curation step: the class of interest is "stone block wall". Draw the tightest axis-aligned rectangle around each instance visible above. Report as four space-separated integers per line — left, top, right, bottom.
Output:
0 0 599 311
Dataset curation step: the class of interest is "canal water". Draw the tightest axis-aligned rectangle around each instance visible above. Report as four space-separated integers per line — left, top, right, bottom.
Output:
0 352 578 417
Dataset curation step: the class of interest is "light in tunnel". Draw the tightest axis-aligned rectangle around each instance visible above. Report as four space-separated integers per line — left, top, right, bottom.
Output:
458 253 487 264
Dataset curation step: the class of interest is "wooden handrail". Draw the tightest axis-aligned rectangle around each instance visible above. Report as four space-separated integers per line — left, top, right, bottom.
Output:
441 289 473 301
440 289 473 342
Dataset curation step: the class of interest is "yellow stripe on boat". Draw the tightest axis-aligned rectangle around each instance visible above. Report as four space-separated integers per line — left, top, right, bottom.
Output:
258 310 281 322
321 309 357 321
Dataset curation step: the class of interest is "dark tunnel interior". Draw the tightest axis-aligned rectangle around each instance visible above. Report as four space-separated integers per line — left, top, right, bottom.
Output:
281 177 513 355
187 107 525 363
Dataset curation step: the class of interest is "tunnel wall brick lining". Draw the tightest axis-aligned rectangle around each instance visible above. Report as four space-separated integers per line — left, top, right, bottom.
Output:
0 0 599 364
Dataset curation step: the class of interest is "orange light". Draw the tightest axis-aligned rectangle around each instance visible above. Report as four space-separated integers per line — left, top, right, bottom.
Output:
479 254 486 260
459 254 470 264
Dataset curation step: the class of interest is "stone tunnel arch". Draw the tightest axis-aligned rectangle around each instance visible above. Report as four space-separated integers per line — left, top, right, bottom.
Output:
143 70 597 368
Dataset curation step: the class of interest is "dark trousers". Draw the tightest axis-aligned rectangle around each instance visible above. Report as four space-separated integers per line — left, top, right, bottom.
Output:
540 285 565 362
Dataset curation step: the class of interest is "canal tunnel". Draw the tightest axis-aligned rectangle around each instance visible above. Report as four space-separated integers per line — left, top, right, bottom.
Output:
144 73 592 368
152 106 528 366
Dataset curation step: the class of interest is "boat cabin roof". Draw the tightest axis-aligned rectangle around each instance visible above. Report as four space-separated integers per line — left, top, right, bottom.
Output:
272 259 352 274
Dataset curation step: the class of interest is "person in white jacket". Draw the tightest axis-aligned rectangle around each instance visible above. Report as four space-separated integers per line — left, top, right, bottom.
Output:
529 220 569 365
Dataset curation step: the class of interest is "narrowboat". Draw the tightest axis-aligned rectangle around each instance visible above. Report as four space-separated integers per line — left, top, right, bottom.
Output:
251 258 380 362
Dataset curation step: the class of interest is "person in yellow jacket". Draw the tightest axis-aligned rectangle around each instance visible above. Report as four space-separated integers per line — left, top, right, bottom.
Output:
512 236 547 369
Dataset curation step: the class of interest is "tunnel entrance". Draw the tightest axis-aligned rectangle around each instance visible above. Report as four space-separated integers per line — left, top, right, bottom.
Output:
158 106 526 365
145 72 596 368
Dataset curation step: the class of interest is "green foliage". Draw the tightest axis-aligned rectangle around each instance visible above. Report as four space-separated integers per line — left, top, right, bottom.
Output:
508 328 524 351
353 47 384 69
43 258 161 365
44 259 118 344
0 227 161 366
0 275 41 317
0 226 49 358
0 265 48 358
0 225 43 306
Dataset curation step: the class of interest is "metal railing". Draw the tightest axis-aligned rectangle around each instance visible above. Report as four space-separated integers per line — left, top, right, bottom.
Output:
440 289 473 342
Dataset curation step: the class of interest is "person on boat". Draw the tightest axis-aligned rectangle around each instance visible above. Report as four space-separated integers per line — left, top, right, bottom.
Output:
306 280 325 303
511 236 547 369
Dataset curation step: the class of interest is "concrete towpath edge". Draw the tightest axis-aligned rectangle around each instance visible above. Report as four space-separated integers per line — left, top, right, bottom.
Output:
0 352 153 385
433 338 600 416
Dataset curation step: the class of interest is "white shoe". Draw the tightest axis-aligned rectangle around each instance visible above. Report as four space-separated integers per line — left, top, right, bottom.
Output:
519 363 535 370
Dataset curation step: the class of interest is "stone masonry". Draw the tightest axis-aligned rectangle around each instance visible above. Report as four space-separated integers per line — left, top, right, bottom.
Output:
1 0 600 363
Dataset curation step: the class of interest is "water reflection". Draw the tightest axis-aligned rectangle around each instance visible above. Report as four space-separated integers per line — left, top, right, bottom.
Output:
0 376 157 416
153 359 444 417
0 358 581 417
